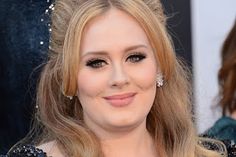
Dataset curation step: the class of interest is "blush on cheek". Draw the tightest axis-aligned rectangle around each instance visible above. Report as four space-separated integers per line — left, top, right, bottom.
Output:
138 75 156 90
77 72 107 97
130 65 157 90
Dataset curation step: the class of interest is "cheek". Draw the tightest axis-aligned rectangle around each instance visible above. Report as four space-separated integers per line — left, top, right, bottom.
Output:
77 70 108 97
129 61 157 89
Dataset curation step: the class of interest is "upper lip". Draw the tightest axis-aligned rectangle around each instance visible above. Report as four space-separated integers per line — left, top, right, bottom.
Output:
103 93 136 100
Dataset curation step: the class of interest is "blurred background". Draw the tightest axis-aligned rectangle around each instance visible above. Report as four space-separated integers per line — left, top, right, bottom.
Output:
0 0 235 154
191 0 236 133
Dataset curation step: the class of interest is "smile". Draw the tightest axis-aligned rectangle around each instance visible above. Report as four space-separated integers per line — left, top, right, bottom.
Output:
103 93 136 107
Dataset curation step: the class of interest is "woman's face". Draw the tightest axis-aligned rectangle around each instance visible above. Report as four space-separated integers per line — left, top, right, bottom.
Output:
77 8 157 136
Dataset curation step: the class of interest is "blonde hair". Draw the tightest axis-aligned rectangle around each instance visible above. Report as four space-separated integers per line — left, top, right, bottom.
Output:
34 0 225 157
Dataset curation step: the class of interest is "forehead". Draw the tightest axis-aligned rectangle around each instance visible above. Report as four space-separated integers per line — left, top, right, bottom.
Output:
80 8 151 53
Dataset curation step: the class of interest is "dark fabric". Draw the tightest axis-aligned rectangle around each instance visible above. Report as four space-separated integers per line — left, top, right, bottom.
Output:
1 141 236 157
224 140 236 157
0 0 50 154
3 144 47 157
204 116 236 142
200 139 236 157
202 117 236 157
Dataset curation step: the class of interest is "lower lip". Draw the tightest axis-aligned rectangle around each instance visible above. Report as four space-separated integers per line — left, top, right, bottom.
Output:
105 95 135 107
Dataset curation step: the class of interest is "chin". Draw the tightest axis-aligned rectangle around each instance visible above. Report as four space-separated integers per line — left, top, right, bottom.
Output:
105 117 145 131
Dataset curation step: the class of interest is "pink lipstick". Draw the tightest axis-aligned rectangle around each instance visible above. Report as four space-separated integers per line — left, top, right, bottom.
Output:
103 93 136 107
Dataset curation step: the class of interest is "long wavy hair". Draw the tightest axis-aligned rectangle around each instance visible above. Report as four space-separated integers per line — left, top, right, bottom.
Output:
218 20 236 115
33 0 224 157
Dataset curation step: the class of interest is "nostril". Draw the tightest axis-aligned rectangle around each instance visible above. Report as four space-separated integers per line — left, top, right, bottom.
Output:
110 76 129 87
110 71 129 88
111 81 129 88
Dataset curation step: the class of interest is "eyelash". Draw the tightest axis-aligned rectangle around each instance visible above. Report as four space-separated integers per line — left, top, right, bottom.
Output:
126 52 146 63
86 52 146 69
86 58 107 69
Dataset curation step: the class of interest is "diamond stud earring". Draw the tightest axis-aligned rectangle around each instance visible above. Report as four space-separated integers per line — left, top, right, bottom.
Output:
156 74 164 87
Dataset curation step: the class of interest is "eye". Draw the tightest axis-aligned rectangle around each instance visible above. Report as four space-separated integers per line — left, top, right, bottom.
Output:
86 58 107 69
126 52 146 63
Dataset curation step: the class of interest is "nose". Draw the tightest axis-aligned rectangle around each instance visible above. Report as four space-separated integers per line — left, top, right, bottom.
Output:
109 63 129 88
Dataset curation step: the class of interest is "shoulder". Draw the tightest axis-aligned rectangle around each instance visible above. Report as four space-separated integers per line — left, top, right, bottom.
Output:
37 141 65 157
210 117 236 131
205 117 236 141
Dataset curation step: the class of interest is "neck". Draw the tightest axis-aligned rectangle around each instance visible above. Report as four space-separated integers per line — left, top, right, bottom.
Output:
230 110 236 120
99 121 157 157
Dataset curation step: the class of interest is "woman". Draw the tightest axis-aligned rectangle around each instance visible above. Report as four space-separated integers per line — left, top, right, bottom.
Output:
3 0 228 157
204 20 236 142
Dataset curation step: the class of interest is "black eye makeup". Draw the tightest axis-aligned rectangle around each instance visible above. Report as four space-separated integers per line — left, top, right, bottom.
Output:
126 52 147 63
86 58 107 69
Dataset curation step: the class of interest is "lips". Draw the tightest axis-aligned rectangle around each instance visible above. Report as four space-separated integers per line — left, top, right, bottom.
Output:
103 93 136 107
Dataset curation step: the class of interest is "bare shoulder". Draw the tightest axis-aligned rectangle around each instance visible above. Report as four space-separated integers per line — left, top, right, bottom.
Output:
37 141 65 157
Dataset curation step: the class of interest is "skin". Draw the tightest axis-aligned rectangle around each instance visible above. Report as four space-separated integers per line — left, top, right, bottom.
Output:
231 111 236 119
77 8 158 157
38 141 64 157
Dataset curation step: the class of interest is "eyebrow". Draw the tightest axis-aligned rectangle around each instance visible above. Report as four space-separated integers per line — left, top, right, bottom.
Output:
81 44 148 57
